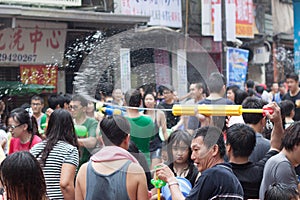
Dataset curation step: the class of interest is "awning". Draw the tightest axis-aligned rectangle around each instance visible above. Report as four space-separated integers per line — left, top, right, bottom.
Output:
0 81 55 96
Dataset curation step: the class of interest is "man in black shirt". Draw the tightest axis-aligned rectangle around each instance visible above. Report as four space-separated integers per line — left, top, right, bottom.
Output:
226 102 284 199
158 85 180 129
156 126 244 200
282 72 300 121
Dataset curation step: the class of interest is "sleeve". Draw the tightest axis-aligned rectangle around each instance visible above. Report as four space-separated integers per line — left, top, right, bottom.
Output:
8 138 15 155
87 119 98 137
186 174 215 200
256 150 279 167
64 147 79 167
274 161 298 188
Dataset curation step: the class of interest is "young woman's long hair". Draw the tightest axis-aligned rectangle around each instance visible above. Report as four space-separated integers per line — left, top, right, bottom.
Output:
0 151 47 200
9 108 40 146
39 109 78 167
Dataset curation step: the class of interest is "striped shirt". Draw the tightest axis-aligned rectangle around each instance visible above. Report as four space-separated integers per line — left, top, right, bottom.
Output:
30 140 79 199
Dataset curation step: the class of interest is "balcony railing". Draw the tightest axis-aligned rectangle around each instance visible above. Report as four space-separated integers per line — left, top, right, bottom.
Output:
0 0 81 7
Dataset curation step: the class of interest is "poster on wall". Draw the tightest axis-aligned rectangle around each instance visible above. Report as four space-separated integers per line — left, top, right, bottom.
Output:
20 65 58 93
294 0 300 76
154 49 171 88
226 47 249 89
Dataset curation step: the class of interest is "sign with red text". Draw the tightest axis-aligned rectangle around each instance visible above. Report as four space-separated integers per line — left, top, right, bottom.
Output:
20 65 58 93
114 0 182 28
202 0 254 38
0 20 67 64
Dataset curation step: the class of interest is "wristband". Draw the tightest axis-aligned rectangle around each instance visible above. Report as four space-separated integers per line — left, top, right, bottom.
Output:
168 181 179 187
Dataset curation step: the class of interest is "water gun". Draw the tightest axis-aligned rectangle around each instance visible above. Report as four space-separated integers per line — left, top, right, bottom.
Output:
96 102 124 116
74 125 88 137
151 178 166 200
172 105 274 116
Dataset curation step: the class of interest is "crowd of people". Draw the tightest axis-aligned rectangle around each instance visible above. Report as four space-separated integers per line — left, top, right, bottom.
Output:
0 71 299 199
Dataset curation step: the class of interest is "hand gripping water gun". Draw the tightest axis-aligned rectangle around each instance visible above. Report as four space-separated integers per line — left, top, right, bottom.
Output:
151 178 166 200
96 102 124 116
172 105 274 116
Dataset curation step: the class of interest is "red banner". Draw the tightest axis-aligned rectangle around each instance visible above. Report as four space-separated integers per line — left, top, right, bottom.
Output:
20 65 58 93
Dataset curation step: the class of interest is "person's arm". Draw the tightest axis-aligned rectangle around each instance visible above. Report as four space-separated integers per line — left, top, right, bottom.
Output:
75 163 88 200
127 163 149 200
60 163 77 200
156 164 185 200
264 102 284 151
158 111 168 141
78 137 97 148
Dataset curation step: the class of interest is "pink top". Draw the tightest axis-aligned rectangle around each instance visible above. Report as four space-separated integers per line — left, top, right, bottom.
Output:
9 135 42 155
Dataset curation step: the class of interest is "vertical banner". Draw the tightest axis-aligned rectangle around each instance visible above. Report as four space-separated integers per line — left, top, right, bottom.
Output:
154 49 171 87
204 0 253 38
177 49 188 97
20 65 58 93
294 0 300 75
212 0 236 42
226 47 249 88
120 48 131 93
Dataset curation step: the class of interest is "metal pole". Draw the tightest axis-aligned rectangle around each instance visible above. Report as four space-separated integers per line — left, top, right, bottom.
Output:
221 0 227 79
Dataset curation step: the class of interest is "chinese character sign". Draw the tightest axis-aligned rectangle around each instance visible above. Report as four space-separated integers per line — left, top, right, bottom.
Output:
20 65 58 93
294 0 300 75
0 20 67 64
115 0 182 28
120 48 131 93
235 0 253 38
226 47 249 89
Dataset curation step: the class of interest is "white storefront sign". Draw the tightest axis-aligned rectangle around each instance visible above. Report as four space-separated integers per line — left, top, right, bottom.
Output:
114 0 182 28
0 0 81 6
0 20 67 64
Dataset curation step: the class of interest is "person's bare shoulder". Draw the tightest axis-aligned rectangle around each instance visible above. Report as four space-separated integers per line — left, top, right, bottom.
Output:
127 162 146 175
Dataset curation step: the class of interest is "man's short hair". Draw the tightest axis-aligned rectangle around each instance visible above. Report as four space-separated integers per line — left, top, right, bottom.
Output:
71 94 88 107
194 126 226 158
100 115 130 146
279 100 295 117
207 72 226 93
246 79 255 89
282 121 300 151
242 97 268 125
286 72 299 82
31 95 44 104
264 183 299 200
226 124 256 157
48 94 65 110
125 89 142 107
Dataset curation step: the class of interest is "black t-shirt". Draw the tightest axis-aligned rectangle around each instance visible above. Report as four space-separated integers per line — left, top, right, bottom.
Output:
230 150 278 199
282 91 300 121
158 101 180 129
186 163 244 200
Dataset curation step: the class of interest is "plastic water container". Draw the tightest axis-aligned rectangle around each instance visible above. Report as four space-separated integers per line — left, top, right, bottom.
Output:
161 177 192 200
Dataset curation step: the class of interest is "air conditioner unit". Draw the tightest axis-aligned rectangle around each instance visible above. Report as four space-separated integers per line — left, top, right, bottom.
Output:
253 46 270 64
